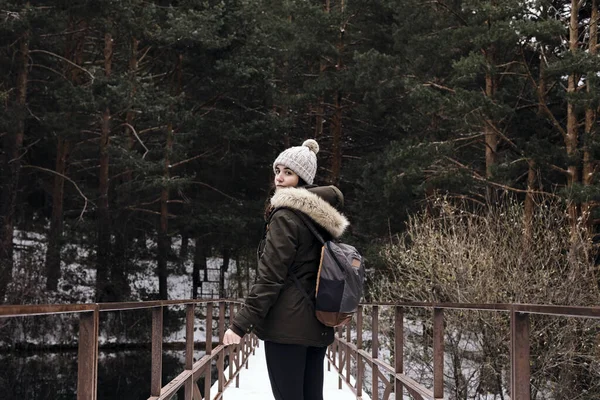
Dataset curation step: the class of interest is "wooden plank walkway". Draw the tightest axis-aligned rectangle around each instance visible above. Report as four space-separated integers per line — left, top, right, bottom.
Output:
216 340 363 400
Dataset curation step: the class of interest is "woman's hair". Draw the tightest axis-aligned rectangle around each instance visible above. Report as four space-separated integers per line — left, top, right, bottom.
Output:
263 176 308 219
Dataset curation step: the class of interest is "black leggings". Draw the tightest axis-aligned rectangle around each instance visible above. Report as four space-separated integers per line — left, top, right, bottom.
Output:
264 341 327 400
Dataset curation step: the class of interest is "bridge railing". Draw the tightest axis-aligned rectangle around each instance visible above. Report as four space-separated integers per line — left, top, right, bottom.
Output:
0 299 258 400
5 300 600 400
326 302 600 400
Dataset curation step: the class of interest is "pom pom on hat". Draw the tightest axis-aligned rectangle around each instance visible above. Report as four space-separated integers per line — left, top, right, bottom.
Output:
302 139 319 155
273 139 319 185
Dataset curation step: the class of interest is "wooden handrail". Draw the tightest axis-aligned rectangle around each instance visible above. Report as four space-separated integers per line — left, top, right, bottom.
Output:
0 298 244 317
0 299 255 400
326 302 600 400
3 299 600 399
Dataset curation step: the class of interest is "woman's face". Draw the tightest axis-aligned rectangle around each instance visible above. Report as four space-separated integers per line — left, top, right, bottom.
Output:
274 164 299 190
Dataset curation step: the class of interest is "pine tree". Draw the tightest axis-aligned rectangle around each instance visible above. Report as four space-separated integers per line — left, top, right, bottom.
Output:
0 3 31 302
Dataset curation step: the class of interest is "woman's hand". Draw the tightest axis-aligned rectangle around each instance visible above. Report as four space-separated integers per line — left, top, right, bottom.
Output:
222 328 242 345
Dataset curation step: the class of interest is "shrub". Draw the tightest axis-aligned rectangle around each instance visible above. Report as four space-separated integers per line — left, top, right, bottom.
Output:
372 196 600 399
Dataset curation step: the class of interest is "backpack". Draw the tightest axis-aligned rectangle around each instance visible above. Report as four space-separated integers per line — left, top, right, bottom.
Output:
272 207 365 327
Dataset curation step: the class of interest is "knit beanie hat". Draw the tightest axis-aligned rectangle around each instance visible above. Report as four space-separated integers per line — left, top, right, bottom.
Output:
272 139 319 185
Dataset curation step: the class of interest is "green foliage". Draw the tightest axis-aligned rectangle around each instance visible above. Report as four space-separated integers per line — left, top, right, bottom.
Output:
2 0 600 308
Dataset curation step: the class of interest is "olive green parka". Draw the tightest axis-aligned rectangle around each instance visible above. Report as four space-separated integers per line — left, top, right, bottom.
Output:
231 186 349 347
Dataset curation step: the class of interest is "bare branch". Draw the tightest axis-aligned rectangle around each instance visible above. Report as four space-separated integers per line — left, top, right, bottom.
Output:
126 207 176 217
484 119 519 151
549 164 570 176
520 47 568 139
132 197 161 207
445 156 560 198
191 181 239 202
31 63 71 84
22 165 90 220
8 139 40 163
423 82 456 93
169 149 215 169
121 122 149 159
137 45 152 64
29 49 94 81
39 28 87 38
431 0 469 26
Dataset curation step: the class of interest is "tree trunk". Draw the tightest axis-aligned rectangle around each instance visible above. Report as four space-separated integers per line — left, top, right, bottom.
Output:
311 0 330 139
44 18 86 292
329 5 345 185
524 41 549 249
157 54 183 300
235 255 243 298
96 32 113 301
313 99 325 138
110 36 139 302
483 43 498 204
67 19 86 85
192 238 207 299
157 123 173 300
484 58 497 178
180 232 189 264
313 47 327 139
44 138 70 290
219 248 230 298
566 0 581 236
330 91 343 185
0 31 29 303
583 0 598 229
45 20 87 293
246 254 251 294
523 160 536 248
124 37 139 177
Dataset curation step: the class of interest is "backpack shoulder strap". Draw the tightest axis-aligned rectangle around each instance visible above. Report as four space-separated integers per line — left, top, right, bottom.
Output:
267 207 320 309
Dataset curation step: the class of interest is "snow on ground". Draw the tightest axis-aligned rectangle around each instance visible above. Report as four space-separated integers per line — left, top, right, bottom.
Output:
7 231 508 399
217 340 366 400
10 230 241 307
6 230 244 347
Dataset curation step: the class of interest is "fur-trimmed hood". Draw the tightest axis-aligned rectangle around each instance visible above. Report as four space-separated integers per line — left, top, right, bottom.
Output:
270 186 349 238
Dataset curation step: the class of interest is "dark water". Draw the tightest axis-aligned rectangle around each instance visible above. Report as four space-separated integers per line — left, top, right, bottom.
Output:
0 348 208 400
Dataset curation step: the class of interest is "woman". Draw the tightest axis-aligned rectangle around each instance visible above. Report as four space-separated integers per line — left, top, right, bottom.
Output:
222 139 349 400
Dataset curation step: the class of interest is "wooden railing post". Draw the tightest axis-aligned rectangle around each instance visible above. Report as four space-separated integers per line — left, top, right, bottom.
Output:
345 320 351 385
433 308 444 399
338 325 343 389
218 301 225 393
372 305 379 400
218 301 225 341
231 303 240 387
329 334 335 373
244 325 250 369
395 306 404 400
357 305 363 398
204 302 213 400
217 350 225 394
327 339 331 371
77 306 99 400
151 305 164 397
184 304 194 400
228 302 234 382
511 310 530 400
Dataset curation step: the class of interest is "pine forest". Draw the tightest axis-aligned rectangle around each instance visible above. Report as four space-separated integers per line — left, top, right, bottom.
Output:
2 1 600 399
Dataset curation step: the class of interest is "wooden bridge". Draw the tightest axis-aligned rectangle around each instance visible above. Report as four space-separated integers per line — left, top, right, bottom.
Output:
1 299 600 400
